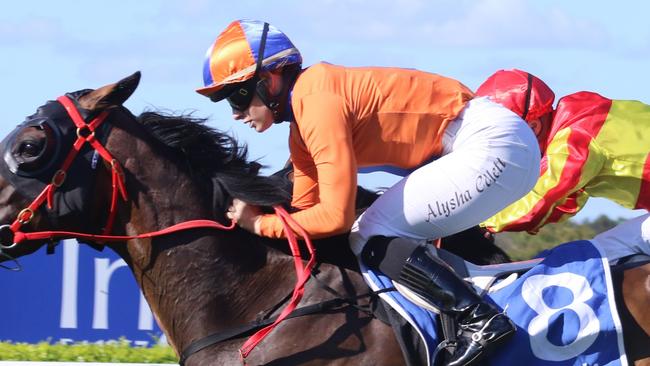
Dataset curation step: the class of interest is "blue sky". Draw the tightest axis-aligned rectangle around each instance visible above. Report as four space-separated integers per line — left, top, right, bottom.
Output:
1 0 648 222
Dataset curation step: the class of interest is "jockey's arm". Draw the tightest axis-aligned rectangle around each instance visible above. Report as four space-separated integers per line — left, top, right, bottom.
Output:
258 93 357 239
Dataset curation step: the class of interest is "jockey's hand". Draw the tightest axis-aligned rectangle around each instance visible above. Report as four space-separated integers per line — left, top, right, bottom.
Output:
227 198 263 235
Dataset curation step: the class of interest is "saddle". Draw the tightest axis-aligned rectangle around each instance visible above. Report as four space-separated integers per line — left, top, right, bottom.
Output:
368 237 542 366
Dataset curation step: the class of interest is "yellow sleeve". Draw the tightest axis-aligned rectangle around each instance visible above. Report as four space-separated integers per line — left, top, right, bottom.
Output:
546 189 590 224
258 93 357 239
482 128 605 233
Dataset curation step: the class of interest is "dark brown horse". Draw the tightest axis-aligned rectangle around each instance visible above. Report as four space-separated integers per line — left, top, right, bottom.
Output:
0 72 402 365
0 72 648 365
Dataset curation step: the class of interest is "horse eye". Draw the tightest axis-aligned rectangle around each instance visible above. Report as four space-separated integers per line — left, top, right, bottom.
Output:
18 140 45 158
6 124 55 174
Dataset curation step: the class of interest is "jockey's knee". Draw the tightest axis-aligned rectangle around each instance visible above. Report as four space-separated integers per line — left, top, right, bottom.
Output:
360 236 421 279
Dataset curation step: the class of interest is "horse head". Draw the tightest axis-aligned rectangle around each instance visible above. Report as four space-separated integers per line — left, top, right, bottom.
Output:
0 72 141 262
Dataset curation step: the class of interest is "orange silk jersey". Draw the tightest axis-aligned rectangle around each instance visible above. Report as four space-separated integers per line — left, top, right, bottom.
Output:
483 91 650 233
258 63 474 238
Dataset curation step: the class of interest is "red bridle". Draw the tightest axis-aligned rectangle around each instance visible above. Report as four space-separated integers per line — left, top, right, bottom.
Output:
1 95 316 361
5 95 127 247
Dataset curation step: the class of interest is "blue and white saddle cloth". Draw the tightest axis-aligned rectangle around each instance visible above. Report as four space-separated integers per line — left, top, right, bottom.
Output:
360 240 628 366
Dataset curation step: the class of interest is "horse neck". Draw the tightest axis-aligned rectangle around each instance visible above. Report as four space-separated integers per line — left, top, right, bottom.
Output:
104 127 300 353
119 232 299 354
114 187 299 353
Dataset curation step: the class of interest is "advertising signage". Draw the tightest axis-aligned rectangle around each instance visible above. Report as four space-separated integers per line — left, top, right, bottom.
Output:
0 240 164 346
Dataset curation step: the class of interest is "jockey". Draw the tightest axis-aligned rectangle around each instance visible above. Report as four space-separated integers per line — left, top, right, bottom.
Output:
198 20 541 365
476 69 650 234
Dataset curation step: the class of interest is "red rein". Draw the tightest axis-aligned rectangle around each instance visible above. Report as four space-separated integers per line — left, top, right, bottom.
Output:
239 206 317 360
7 95 317 361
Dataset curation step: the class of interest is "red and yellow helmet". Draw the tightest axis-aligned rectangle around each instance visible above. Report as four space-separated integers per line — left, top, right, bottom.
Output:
476 69 555 122
196 19 302 99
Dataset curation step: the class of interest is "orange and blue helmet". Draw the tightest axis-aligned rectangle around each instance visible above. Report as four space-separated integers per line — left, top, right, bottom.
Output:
196 19 302 104
475 69 555 122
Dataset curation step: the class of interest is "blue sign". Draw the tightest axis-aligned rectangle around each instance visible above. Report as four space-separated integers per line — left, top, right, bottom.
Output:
0 240 164 346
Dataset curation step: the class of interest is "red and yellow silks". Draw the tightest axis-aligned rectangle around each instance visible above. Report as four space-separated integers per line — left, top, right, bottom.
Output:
484 91 650 233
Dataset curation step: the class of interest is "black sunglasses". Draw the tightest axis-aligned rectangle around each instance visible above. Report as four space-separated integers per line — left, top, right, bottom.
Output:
207 75 261 112
226 76 260 112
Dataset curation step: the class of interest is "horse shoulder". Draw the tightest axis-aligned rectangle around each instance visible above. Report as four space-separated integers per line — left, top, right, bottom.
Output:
623 263 650 337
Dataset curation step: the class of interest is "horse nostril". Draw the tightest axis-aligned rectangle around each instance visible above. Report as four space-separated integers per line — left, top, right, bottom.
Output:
0 225 15 248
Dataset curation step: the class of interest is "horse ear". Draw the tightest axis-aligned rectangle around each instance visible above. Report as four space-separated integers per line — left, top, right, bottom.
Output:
78 71 141 111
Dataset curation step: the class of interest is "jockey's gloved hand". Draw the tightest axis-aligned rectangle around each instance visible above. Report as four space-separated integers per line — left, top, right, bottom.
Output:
227 198 263 235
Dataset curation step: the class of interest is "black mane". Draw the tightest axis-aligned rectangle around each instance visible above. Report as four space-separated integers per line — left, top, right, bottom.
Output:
136 111 290 207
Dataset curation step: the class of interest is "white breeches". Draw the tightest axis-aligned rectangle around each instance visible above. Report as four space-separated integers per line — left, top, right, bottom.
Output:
351 97 540 255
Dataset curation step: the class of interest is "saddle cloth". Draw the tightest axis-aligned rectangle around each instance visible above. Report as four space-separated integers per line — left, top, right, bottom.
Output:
360 240 627 366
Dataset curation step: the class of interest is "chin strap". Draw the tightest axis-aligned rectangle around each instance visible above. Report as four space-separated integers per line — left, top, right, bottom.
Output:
266 65 301 123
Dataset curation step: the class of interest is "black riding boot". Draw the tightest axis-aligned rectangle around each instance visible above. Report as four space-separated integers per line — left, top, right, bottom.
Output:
398 245 516 366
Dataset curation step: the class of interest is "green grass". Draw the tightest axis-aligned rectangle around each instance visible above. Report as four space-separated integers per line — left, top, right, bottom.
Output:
0 339 177 363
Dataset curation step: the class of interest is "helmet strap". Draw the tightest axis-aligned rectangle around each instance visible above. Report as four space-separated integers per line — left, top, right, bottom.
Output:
256 64 301 123
521 72 533 121
252 21 301 122
254 23 269 75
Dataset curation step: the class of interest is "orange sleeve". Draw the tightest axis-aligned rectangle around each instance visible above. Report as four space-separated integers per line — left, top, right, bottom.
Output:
258 93 357 239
